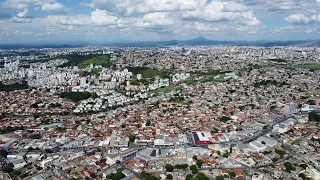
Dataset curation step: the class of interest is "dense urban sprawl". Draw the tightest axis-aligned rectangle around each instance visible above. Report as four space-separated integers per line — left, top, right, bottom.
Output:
0 46 319 180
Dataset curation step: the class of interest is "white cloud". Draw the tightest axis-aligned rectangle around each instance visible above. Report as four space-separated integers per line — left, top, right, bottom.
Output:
41 2 66 12
45 15 92 26
80 2 94 8
9 17 32 23
1 0 55 9
17 9 28 18
222 0 319 13
84 0 207 15
134 12 174 28
182 1 260 26
284 14 312 24
238 11 260 26
280 26 295 30
9 8 32 23
311 14 320 22
14 30 33 35
193 22 219 31
222 2 247 12
91 9 118 25
306 28 316 33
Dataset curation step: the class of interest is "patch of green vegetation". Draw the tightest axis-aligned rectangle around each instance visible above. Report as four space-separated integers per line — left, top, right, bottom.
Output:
211 127 219 133
291 139 300 145
284 162 296 172
60 91 93 102
220 116 231 123
141 171 160 180
215 176 225 180
174 164 189 170
299 164 308 170
262 151 272 155
223 152 230 158
146 120 151 126
183 79 197 85
0 126 24 134
307 99 316 105
78 55 112 68
127 66 170 78
58 53 101 67
85 69 102 76
254 80 278 88
189 165 198 174
106 168 125 180
298 63 320 70
228 170 236 179
196 159 203 168
275 148 286 156
153 85 176 93
190 70 225 76
0 81 29 91
309 111 320 122
299 173 311 180
168 96 185 103
194 173 210 180
186 174 193 180
129 79 151 85
56 126 66 131
269 59 286 63
165 164 174 172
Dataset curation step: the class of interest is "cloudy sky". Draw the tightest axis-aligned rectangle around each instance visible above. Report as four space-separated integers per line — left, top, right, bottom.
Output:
0 0 319 44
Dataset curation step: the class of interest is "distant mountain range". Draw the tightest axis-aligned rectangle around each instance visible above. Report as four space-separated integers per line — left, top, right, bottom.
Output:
109 37 320 47
0 37 320 49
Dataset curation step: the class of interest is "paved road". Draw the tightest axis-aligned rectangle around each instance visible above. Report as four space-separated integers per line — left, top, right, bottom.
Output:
147 166 252 173
242 115 295 143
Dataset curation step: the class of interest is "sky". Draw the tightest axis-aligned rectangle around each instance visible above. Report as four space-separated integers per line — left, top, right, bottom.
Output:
0 0 319 44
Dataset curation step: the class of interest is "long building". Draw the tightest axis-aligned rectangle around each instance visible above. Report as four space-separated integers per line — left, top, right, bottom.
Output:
191 131 212 145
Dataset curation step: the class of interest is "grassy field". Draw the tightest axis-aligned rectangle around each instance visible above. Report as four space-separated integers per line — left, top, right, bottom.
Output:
78 55 112 69
58 54 99 67
127 67 170 78
298 63 320 70
190 70 225 76
87 69 102 76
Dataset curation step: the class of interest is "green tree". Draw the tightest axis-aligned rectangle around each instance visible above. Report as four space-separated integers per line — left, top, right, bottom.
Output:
215 176 224 180
165 164 174 172
59 91 93 102
166 174 173 180
141 171 147 178
194 173 210 180
228 171 236 178
284 162 296 172
129 134 136 142
223 152 229 158
307 100 316 105
193 155 198 160
99 158 106 163
196 159 203 168
3 163 14 173
275 149 286 156
308 111 320 122
0 149 8 158
189 165 198 174
300 164 308 170
146 120 151 126
186 174 193 180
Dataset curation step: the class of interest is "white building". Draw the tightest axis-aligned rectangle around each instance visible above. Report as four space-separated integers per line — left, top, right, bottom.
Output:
307 166 320 180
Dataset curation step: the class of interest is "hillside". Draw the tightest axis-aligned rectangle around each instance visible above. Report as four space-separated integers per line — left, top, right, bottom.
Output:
77 55 112 69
